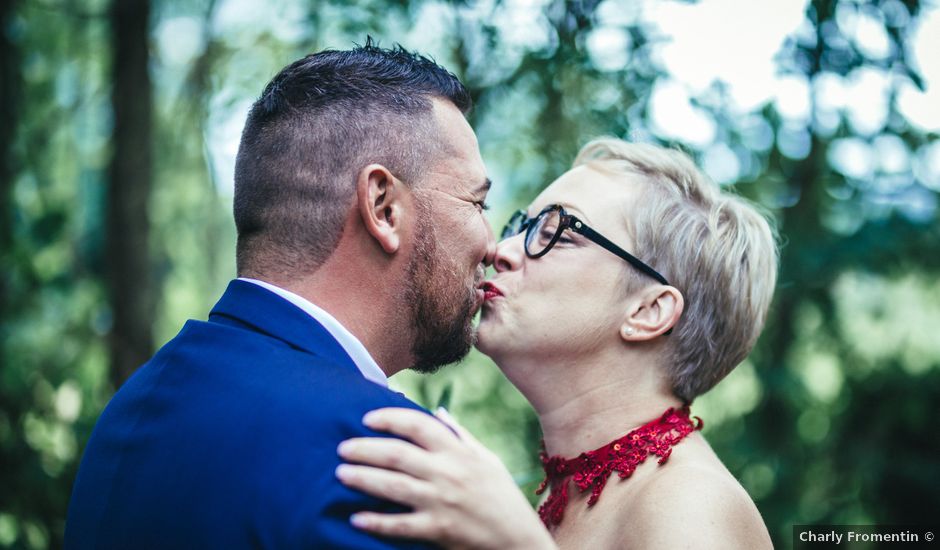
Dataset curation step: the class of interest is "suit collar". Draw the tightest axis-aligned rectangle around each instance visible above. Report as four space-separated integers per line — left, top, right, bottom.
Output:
209 279 356 370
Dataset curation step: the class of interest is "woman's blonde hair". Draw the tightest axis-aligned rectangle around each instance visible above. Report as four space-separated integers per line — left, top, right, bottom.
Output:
574 138 779 402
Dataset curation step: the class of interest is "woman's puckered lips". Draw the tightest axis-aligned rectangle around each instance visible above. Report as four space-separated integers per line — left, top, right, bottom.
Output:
480 281 505 301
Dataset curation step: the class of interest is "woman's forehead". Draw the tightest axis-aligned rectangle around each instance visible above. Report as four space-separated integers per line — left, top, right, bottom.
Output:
528 165 641 223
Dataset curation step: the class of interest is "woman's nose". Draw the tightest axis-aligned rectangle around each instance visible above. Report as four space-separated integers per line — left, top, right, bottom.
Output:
482 217 497 267
494 234 524 273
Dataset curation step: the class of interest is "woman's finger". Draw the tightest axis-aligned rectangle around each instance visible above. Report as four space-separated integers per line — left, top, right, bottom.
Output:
349 511 441 541
335 464 434 507
337 437 438 480
362 407 460 452
434 407 486 450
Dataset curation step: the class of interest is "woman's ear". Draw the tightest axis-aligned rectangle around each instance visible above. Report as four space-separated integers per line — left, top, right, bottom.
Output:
356 164 406 254
620 286 684 342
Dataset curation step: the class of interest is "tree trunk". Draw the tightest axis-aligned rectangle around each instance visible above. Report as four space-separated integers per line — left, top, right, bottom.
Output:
0 0 19 320
107 0 154 387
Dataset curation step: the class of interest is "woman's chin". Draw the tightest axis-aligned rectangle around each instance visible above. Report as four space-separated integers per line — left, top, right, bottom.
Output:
474 317 503 359
477 304 526 363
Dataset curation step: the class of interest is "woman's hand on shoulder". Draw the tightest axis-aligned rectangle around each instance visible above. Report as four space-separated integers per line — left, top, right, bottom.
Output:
336 407 557 550
625 465 773 550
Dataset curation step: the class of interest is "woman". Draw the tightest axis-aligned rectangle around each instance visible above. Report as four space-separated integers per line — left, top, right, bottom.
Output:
334 138 778 549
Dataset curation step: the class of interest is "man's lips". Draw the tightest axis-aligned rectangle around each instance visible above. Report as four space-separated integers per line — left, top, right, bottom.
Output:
480 281 505 301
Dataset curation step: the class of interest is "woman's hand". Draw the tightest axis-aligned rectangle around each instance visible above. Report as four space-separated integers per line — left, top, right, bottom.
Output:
336 407 556 550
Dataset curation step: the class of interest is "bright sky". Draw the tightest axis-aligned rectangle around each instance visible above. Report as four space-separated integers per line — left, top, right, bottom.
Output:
153 0 940 194
592 0 940 190
633 0 940 138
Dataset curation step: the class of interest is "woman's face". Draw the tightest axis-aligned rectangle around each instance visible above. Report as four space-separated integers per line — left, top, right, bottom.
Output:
477 165 644 366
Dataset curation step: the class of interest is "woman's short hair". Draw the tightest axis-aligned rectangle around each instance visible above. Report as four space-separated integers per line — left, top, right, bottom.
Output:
574 138 779 403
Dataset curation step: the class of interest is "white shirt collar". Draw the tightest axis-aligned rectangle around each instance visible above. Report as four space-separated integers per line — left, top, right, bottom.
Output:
237 278 389 387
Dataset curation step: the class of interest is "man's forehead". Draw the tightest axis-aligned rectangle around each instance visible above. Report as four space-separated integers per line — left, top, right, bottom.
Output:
430 98 475 139
426 100 488 192
425 161 490 195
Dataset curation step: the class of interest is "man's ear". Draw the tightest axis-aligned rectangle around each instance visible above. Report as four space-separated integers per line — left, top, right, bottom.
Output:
620 286 684 342
356 164 408 254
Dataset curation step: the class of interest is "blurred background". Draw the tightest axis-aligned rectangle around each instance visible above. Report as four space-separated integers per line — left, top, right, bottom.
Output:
2 0 939 547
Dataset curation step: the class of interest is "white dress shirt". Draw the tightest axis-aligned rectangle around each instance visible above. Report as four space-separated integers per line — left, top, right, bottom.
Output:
238 278 389 387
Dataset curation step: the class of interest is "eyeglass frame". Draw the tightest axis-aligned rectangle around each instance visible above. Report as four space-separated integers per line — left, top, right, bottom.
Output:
501 204 671 286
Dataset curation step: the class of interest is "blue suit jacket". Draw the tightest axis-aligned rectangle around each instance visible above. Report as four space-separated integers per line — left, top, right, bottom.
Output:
66 280 437 549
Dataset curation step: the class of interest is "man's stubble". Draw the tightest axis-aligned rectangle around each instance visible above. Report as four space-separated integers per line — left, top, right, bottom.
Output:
406 198 479 374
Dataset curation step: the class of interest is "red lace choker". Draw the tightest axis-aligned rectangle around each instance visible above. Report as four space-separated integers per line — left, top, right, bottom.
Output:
536 405 702 528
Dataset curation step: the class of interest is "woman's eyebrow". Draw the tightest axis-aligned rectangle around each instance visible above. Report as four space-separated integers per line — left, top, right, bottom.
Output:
557 202 590 223
523 202 590 223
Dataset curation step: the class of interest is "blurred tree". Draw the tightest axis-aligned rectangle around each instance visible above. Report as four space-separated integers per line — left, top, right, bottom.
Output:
737 0 940 539
106 0 155 387
1 0 19 319
1 0 118 546
0 0 23 542
1 0 938 548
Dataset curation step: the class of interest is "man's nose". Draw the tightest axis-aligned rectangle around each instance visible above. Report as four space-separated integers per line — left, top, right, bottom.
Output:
482 217 497 267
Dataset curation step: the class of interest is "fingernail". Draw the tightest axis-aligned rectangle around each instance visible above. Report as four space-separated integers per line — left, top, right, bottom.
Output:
336 440 353 456
335 464 351 480
362 411 379 427
350 513 369 528
436 406 454 421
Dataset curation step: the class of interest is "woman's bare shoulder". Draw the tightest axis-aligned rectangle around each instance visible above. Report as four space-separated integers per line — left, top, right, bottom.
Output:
618 441 773 550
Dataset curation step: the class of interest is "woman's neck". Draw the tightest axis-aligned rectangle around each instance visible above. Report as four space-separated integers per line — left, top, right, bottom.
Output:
519 352 684 458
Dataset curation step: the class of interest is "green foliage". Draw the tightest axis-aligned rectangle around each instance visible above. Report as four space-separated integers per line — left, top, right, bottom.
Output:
2 0 938 548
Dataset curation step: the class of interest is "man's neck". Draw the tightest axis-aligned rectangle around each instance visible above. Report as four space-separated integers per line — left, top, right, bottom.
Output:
266 270 416 378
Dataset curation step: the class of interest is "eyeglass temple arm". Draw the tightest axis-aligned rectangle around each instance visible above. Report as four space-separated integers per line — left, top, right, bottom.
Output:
572 221 670 286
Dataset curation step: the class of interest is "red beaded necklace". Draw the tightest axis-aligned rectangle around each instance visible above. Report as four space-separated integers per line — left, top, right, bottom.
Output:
536 405 703 528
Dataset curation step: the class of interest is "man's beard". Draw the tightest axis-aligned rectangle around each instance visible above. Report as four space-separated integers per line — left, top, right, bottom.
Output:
405 213 479 374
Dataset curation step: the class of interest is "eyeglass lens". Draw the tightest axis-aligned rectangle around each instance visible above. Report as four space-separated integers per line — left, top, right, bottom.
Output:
525 208 561 256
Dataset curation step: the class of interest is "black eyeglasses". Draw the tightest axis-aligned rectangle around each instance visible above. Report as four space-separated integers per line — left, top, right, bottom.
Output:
501 204 670 286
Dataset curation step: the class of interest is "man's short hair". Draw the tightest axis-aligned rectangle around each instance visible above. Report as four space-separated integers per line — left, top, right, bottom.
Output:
233 39 471 280
574 138 779 403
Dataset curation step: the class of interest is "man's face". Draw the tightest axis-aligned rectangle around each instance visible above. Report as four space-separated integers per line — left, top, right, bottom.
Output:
407 99 495 373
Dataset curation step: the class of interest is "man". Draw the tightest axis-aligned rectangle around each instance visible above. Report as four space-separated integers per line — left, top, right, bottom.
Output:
65 41 495 549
